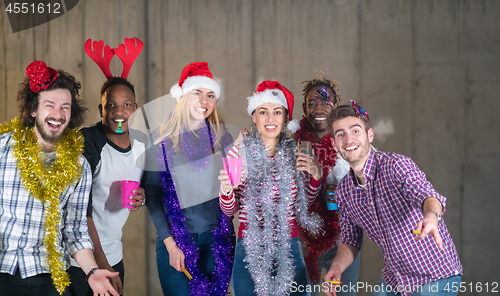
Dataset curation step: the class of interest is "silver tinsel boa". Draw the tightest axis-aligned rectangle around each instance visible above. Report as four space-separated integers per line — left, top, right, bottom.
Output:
241 131 322 296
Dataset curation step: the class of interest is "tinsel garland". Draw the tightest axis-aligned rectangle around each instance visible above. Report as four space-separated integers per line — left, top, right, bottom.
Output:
175 122 233 170
241 130 322 296
295 118 337 181
295 117 341 283
158 121 234 296
0 117 83 294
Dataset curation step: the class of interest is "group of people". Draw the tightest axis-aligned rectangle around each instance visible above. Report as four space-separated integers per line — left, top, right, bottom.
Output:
0 37 462 296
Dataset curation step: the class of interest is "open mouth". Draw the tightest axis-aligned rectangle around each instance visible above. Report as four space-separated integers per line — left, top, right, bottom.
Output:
314 116 327 122
195 107 207 113
345 145 359 152
113 119 126 127
47 120 63 130
114 119 125 133
264 125 277 132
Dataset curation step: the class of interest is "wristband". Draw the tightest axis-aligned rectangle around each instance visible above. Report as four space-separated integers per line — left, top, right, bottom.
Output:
85 267 98 282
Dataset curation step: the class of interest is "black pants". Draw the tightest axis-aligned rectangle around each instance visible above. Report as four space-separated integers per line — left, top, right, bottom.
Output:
0 268 60 296
63 260 125 296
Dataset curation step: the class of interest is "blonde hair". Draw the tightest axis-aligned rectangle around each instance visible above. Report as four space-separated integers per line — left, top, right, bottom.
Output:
155 90 226 153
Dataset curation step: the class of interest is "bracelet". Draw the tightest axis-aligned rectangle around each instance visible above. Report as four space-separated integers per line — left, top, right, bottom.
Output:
85 267 98 282
424 210 442 225
220 188 233 197
220 192 235 204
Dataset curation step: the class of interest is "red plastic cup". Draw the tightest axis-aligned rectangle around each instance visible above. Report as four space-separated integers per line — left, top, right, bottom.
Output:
223 157 242 186
120 180 140 209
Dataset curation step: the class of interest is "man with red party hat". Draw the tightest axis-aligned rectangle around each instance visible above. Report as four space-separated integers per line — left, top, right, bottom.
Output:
0 61 119 296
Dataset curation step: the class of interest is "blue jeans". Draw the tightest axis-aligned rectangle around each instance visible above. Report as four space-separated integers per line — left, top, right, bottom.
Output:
310 245 361 296
156 231 217 296
232 236 310 296
372 275 462 296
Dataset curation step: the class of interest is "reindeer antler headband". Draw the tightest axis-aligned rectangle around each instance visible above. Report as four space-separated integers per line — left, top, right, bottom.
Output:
84 37 144 79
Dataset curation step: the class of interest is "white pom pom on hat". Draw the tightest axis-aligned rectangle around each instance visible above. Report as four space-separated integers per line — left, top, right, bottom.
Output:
170 84 183 99
170 62 221 101
247 80 299 131
287 118 300 133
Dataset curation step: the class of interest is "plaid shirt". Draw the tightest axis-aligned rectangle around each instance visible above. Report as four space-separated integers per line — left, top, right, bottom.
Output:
337 148 462 296
0 132 93 278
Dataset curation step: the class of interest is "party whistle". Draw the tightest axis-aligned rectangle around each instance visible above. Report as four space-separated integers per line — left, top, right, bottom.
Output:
181 266 193 280
116 120 123 133
326 281 343 285
412 230 422 235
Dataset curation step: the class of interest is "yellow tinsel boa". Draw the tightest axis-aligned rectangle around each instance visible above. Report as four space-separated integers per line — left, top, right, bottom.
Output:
0 117 84 294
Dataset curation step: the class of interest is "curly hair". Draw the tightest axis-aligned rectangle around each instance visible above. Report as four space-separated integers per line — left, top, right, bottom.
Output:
302 74 343 105
17 70 87 129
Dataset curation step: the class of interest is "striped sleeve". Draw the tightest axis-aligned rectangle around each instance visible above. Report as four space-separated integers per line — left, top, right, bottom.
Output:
304 177 322 205
219 145 242 217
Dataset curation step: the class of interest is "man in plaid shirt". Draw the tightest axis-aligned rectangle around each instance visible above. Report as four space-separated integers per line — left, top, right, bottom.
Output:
324 104 462 296
0 61 119 296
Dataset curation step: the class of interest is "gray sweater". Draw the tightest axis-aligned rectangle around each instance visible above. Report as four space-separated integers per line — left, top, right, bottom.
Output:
143 143 228 241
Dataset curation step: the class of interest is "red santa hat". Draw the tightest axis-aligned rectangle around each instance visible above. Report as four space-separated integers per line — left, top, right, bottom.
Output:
246 80 300 132
170 62 221 101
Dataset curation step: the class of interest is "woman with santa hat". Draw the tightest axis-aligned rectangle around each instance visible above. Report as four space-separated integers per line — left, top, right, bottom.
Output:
218 81 323 296
144 62 235 296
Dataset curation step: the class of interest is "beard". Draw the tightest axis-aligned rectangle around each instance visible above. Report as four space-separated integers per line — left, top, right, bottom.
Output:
338 142 371 165
34 116 68 144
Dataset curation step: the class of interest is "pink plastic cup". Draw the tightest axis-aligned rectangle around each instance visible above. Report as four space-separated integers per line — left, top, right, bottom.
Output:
223 157 242 186
121 180 140 209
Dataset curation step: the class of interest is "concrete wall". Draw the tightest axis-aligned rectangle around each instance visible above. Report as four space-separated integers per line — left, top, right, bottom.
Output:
1 1 499 295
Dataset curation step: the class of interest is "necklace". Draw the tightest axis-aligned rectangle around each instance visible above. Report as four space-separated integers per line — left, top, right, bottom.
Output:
0 117 84 294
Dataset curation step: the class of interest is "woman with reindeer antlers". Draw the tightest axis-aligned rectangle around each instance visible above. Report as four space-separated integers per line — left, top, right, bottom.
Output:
65 37 147 296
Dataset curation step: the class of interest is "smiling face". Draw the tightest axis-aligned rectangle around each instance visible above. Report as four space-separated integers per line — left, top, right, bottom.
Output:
303 85 338 137
331 116 373 167
252 103 286 142
99 84 137 135
31 88 72 144
188 88 216 123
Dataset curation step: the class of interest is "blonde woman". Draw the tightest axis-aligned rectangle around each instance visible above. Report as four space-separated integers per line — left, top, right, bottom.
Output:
144 62 234 296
